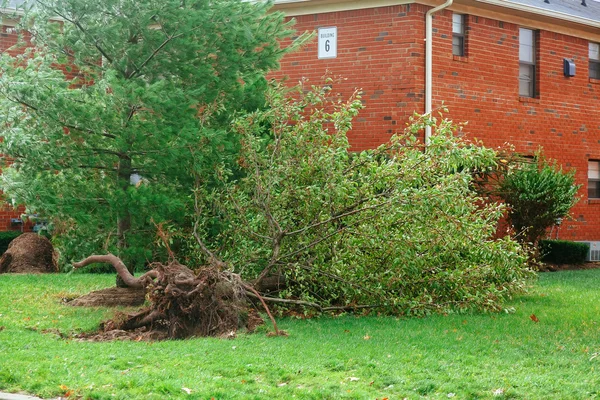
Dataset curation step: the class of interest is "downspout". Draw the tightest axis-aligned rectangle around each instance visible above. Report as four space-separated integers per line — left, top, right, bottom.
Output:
425 0 453 146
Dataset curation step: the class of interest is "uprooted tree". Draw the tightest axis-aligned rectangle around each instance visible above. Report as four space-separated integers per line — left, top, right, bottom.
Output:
69 82 533 339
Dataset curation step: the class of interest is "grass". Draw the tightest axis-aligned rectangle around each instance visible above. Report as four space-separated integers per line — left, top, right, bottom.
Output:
0 271 599 399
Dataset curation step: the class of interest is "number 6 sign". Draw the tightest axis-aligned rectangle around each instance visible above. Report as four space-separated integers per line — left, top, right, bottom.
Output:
318 27 337 59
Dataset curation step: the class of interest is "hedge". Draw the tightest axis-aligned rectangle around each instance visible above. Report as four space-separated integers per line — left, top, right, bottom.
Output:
540 239 589 265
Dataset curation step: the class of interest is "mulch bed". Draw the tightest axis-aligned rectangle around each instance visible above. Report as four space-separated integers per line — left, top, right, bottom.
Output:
538 261 600 272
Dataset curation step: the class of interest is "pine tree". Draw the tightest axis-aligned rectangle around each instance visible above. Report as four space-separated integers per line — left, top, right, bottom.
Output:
0 0 298 270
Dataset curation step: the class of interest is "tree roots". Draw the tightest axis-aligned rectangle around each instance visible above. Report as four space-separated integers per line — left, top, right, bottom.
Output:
74 254 266 340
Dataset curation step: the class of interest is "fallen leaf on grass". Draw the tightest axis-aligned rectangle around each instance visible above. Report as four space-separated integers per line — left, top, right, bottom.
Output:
363 334 371 340
277 382 288 387
182 387 192 394
59 384 73 397
530 314 539 323
347 377 360 382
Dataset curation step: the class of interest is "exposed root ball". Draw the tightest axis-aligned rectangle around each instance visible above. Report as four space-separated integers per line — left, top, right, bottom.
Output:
0 233 57 274
96 261 258 339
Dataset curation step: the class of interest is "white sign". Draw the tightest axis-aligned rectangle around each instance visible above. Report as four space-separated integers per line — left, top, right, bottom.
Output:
318 27 337 59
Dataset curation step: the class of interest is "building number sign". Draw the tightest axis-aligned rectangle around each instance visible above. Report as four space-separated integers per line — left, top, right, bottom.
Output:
318 27 337 59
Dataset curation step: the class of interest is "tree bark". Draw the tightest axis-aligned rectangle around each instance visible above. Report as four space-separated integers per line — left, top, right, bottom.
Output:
116 155 133 287
73 254 157 288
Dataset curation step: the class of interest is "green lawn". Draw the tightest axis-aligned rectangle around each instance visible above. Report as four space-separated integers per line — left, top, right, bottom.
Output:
0 271 599 399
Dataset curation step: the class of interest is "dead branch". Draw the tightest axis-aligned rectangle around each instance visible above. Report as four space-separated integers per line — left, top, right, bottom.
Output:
242 283 280 336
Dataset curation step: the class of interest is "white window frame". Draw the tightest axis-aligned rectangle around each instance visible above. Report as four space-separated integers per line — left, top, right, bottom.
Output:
589 160 600 199
452 13 465 57
519 28 536 98
589 42 600 79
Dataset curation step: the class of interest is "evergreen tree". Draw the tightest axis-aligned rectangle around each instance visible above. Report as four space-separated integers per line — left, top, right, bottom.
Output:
0 0 298 270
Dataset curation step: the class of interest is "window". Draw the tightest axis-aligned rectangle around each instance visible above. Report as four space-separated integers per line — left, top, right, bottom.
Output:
519 28 537 97
589 42 600 79
452 13 465 57
589 161 600 199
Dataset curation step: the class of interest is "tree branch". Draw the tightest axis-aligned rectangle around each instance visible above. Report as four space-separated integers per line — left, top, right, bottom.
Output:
245 292 381 312
242 283 280 336
285 196 393 237
72 254 156 288
44 4 116 67
191 187 229 270
0 90 117 140
128 33 184 79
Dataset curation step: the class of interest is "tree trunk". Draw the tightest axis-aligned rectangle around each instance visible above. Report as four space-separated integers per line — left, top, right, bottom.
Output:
116 155 133 287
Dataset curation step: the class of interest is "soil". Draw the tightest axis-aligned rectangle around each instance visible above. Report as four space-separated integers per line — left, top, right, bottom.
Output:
67 287 147 307
538 261 600 272
0 233 57 274
75 326 169 342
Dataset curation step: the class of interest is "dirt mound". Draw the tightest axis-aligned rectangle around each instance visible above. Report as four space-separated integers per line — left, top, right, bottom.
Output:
68 287 147 307
0 233 57 274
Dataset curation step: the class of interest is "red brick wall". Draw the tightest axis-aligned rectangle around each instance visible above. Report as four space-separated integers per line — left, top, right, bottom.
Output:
430 12 600 241
1 24 22 56
271 4 427 151
273 4 600 241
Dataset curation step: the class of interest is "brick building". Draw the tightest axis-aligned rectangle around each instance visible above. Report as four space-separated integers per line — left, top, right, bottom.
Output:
271 0 600 241
1 0 599 241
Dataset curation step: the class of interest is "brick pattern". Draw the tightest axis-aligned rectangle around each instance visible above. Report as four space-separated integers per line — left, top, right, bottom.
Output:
273 5 600 241
271 5 427 151
2 6 599 240
431 12 600 241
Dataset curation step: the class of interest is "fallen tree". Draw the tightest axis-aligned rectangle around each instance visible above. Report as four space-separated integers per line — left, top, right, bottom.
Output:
192 83 535 317
70 84 535 340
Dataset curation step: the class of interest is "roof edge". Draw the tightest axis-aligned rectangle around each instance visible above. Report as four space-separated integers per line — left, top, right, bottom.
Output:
272 0 414 16
273 0 600 28
475 0 600 27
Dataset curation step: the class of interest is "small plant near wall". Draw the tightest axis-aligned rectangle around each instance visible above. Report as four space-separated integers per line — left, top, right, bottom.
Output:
498 153 580 247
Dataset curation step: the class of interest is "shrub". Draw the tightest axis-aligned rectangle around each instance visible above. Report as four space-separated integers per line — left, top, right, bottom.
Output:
498 155 580 245
0 231 22 255
540 240 589 265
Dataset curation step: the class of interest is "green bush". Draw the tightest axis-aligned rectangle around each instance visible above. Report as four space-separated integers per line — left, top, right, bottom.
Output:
540 240 589 265
498 154 580 245
0 231 22 255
